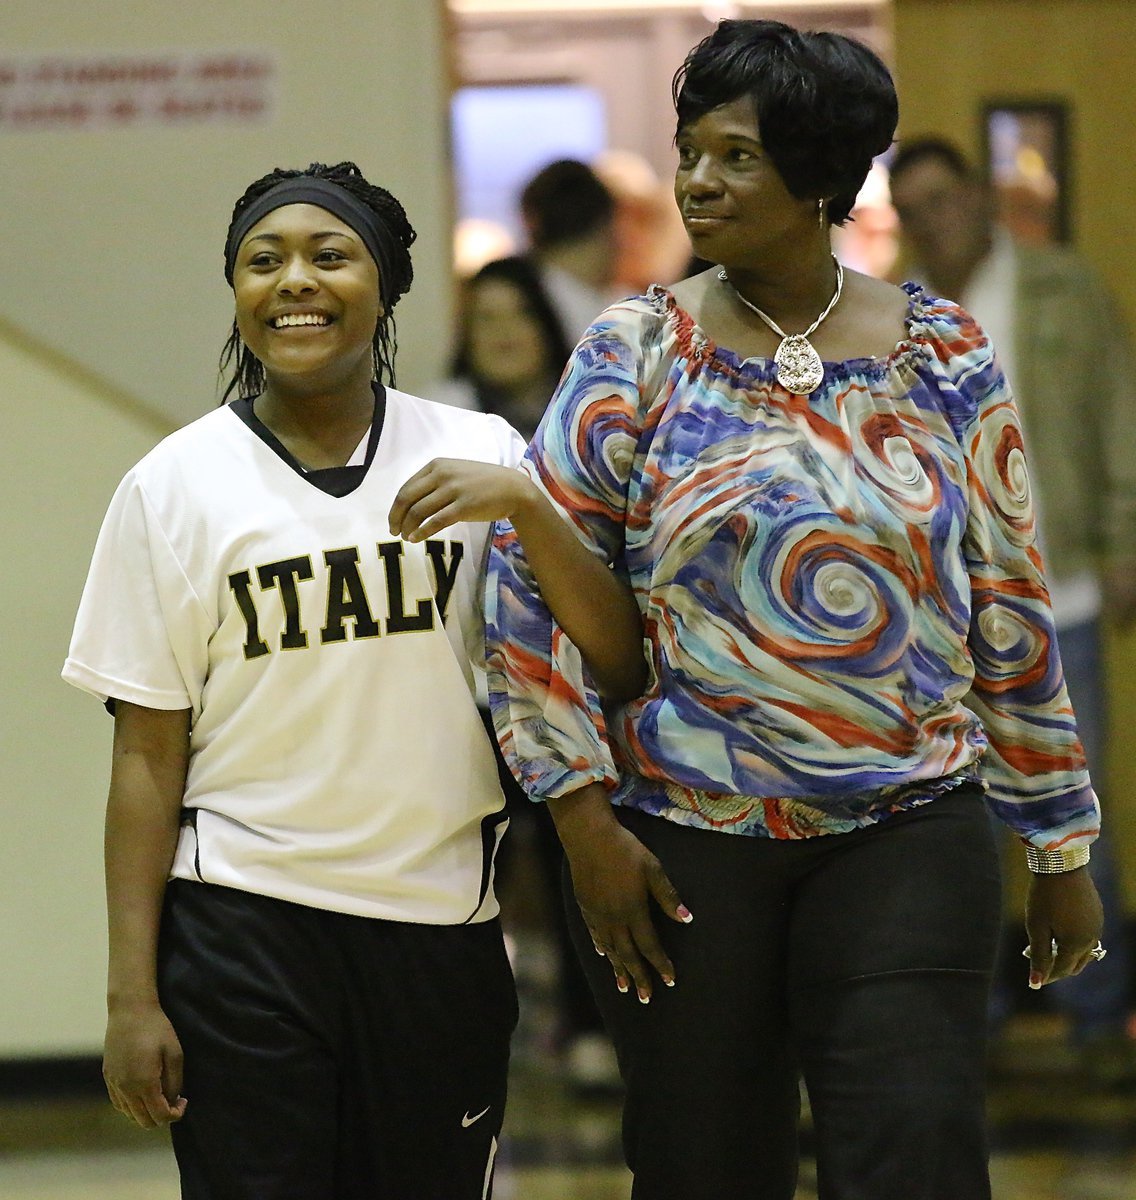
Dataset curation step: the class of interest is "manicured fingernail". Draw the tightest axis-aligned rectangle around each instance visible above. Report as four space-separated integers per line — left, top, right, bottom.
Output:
1029 971 1043 990
637 989 650 1004
593 945 606 957
616 979 629 994
677 905 693 923
663 976 675 987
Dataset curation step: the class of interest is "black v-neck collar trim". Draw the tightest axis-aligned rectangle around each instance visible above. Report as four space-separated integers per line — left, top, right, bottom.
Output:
230 383 387 497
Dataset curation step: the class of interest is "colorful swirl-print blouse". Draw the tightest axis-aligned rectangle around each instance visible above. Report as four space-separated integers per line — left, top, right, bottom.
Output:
486 283 1099 848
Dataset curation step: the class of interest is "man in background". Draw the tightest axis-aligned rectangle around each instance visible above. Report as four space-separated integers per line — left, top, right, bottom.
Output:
890 136 1136 1088
520 158 620 342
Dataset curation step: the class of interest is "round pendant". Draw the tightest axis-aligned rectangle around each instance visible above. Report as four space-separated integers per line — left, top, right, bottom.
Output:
774 334 825 394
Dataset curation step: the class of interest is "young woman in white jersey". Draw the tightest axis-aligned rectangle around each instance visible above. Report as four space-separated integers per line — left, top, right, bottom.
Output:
63 161 647 1200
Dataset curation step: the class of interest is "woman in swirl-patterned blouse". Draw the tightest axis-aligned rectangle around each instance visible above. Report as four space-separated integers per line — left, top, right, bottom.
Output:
484 18 1106 1200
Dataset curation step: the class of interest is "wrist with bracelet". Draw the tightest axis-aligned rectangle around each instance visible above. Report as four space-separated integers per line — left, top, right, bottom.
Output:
1025 844 1091 874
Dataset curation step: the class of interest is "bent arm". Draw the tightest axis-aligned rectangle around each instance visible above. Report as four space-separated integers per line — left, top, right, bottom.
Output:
389 459 646 701
104 701 191 1126
508 477 645 701
394 311 660 703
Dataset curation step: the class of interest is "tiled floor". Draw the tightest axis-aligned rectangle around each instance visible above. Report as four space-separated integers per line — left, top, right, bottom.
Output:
4 1014 1136 1200
3 936 1136 1199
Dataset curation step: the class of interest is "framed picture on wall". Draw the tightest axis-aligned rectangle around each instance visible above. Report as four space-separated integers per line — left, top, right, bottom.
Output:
981 100 1070 244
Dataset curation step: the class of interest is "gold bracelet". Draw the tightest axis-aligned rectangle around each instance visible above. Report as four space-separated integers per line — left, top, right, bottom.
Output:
1025 844 1091 874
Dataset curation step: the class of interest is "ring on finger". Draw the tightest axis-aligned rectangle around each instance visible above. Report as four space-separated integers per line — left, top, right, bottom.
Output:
1023 940 1108 962
1021 937 1060 959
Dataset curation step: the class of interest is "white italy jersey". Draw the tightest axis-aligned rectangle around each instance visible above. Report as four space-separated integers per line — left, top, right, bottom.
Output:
64 387 526 925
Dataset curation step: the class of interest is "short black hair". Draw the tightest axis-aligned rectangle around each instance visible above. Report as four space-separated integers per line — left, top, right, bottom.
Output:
452 255 573 394
520 159 615 248
672 19 898 225
889 136 975 188
219 160 416 401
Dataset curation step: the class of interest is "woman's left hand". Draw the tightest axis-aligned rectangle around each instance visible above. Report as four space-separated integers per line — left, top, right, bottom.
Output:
1024 866 1104 988
389 458 533 542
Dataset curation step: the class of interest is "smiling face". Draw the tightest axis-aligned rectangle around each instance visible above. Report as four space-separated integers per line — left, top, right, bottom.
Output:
674 95 816 270
232 202 382 393
465 278 551 392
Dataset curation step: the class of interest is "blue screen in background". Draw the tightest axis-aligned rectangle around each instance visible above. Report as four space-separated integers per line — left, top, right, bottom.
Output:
451 83 608 244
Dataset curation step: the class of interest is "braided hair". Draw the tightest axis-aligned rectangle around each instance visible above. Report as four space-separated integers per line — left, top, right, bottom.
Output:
219 161 416 401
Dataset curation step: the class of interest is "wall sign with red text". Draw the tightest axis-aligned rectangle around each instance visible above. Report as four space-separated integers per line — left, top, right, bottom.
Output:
0 52 277 131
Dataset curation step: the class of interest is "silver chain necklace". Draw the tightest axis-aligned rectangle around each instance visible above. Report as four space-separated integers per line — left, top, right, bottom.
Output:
717 256 844 394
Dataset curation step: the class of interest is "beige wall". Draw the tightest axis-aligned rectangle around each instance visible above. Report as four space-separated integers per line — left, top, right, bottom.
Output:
1 0 453 431
1 0 451 1057
894 0 1136 903
1 327 172 1055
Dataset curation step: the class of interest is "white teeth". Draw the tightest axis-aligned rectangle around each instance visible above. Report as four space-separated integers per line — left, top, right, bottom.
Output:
273 313 330 328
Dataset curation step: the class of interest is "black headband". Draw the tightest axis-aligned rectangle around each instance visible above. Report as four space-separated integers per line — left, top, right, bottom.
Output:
224 177 390 287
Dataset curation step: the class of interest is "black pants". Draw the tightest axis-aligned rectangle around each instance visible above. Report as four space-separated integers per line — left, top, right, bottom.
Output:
563 787 1001 1200
158 881 517 1200
482 706 605 1040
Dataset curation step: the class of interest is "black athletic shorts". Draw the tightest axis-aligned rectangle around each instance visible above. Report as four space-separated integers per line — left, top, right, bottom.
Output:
158 880 517 1200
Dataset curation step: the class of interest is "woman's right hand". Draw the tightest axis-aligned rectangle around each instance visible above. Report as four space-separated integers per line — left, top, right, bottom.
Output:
550 785 692 1003
103 999 187 1128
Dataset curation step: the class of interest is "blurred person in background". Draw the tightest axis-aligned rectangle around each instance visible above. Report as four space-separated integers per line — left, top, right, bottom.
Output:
890 135 1136 1089
596 149 696 297
426 253 623 1093
429 255 571 439
520 158 622 342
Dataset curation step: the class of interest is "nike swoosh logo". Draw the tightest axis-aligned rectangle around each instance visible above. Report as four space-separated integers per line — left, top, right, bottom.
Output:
462 1105 491 1128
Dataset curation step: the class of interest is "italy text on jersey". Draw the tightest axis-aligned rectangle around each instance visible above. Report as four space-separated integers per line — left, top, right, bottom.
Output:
228 538 464 658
